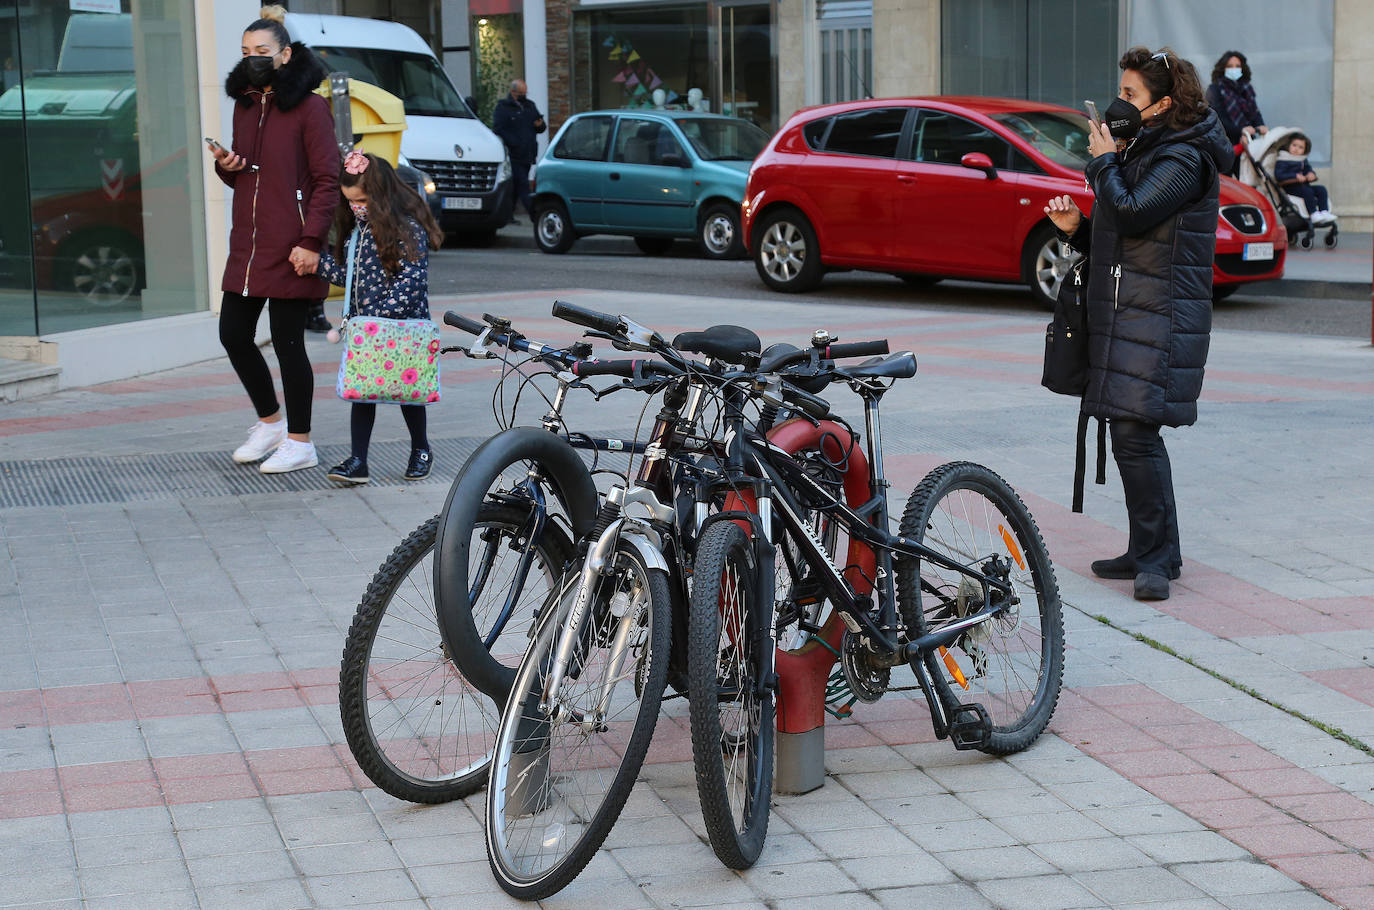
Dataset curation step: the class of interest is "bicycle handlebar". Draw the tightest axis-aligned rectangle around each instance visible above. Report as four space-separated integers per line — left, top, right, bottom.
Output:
782 383 832 420
444 312 486 335
552 300 624 335
823 340 889 360
571 358 680 379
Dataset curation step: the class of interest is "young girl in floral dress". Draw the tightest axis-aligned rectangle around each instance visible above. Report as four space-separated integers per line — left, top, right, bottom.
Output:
297 150 445 483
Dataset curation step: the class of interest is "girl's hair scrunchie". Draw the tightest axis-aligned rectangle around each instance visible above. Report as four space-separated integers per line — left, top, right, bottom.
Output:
344 149 369 175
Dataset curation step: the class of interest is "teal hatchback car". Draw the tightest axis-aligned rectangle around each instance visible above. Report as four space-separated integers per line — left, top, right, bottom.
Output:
530 111 769 259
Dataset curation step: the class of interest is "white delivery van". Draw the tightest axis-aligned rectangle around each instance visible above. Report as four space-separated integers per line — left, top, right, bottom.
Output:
285 13 514 240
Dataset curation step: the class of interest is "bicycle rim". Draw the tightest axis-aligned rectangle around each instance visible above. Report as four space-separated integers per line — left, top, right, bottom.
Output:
486 544 669 898
897 462 1063 754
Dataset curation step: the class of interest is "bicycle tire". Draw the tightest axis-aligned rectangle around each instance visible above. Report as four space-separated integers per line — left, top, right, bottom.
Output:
434 427 598 705
896 461 1064 755
486 539 671 899
688 520 774 868
339 507 572 803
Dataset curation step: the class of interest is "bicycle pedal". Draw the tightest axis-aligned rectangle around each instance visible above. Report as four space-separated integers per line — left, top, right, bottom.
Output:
947 702 992 751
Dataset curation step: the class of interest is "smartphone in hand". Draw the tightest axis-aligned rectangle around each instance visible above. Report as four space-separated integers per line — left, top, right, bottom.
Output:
205 137 226 154
1083 100 1100 128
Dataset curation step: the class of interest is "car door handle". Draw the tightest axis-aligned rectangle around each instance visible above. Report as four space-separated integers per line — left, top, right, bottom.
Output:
896 174 916 185
609 172 621 181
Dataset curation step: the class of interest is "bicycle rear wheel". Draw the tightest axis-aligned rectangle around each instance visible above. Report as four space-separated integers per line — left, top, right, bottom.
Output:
339 506 571 803
486 539 670 899
688 520 774 868
896 461 1064 755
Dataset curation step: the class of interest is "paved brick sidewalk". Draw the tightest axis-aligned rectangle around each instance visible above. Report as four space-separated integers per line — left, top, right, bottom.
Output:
1 289 1371 909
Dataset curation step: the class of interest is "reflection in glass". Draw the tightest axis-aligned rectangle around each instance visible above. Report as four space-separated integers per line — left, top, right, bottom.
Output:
572 7 710 115
316 47 476 119
720 4 775 132
0 2 36 335
677 117 769 160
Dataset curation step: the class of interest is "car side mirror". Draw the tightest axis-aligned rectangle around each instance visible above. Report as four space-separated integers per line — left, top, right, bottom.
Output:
660 153 689 168
960 152 997 179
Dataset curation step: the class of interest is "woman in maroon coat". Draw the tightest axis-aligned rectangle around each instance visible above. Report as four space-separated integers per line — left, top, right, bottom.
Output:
208 5 338 474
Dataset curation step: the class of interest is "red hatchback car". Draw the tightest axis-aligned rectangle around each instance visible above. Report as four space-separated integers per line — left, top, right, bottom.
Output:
742 97 1286 306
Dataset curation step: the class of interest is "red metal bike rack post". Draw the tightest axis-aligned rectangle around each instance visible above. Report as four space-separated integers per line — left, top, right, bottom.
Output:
756 418 877 794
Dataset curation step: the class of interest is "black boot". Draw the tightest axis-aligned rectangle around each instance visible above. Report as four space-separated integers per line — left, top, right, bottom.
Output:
405 448 433 480
305 300 332 333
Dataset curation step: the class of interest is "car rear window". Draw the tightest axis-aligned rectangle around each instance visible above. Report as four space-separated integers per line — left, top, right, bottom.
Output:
819 108 908 158
554 116 613 161
802 118 830 150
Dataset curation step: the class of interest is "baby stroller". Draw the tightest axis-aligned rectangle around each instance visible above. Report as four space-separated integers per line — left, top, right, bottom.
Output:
1237 126 1338 250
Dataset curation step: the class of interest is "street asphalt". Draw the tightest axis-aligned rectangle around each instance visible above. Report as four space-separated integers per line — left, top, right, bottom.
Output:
0 265 1372 907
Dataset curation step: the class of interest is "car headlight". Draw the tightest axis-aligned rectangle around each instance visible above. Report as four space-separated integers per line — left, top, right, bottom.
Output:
499 149 512 183
424 177 437 196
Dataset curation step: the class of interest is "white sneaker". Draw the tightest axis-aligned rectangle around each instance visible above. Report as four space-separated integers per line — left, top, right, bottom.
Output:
259 438 318 474
1312 210 1336 225
232 420 287 464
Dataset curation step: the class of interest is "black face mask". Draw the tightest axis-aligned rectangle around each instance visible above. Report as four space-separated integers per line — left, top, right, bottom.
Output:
513 93 526 102
236 55 277 88
1103 97 1142 140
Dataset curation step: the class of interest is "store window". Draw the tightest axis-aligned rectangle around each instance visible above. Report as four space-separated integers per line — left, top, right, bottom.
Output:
471 0 525 126
572 7 711 115
818 0 872 105
0 2 207 337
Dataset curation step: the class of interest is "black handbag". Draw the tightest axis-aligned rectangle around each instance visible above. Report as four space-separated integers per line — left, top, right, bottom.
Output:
1041 257 1088 396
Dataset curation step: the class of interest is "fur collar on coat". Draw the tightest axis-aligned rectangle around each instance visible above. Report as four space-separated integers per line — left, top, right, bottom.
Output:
224 42 328 111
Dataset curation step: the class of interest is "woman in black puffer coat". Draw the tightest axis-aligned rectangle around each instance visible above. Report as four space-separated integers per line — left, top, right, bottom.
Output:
1045 47 1234 602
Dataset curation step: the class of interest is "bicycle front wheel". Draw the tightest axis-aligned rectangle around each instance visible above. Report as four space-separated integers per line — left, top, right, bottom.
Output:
486 539 670 899
339 506 571 804
688 520 774 869
896 461 1064 755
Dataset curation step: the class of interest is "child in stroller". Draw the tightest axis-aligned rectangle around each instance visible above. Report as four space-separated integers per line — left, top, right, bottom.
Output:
1274 133 1334 226
1237 126 1338 250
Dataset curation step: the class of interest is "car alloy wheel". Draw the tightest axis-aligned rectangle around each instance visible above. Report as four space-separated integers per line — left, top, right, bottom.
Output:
1033 235 1076 304
760 220 807 284
538 210 565 247
702 212 735 256
70 242 139 307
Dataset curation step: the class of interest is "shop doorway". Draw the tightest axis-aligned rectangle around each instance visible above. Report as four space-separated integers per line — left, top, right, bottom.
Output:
715 2 775 133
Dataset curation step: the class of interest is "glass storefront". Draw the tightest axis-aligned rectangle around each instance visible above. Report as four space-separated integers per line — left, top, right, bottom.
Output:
471 0 526 125
0 1 207 338
571 2 777 133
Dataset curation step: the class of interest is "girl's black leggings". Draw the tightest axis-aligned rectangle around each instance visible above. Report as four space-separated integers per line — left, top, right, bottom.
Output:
351 403 429 461
219 293 314 434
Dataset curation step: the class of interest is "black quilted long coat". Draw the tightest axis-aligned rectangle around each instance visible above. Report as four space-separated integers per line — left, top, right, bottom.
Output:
1066 109 1235 427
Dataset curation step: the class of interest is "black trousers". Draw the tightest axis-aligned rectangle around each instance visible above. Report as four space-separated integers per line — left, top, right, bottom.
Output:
350 403 429 461
219 292 313 435
1109 419 1181 578
511 160 533 215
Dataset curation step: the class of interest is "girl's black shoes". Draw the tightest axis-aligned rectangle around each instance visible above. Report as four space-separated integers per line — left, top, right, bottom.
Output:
327 455 369 484
405 448 433 480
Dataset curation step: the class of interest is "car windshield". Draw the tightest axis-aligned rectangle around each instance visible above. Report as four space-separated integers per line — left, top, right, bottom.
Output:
676 118 770 161
313 46 474 119
991 111 1092 169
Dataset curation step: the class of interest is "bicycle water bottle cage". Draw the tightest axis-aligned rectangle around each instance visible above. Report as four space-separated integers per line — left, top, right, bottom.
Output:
948 702 993 750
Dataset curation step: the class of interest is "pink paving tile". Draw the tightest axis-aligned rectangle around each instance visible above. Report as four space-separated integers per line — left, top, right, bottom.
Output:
1317 821 1374 852
1079 684 1171 707
1065 725 1168 755
1265 605 1366 635
129 678 216 719
1156 602 1287 638
215 688 307 713
288 668 339 688
40 682 126 707
0 789 65 819
1103 703 1192 728
255 766 356 797
57 760 155 788
1325 885 1374 910
0 694 44 728
1187 797 1294 829
826 721 884 749
159 774 260 804
1136 772 1250 804
1271 853 1374 890
153 753 251 780
1223 767 1341 799
1221 822 1347 858
1049 704 1124 732
1183 743 1294 773
0 767 60 795
61 780 164 814
862 718 941 747
42 700 137 726
1271 791 1374 824
1145 722 1250 750
297 685 339 707
847 695 929 723
1306 668 1374 709
1097 748 1207 778
244 746 343 774
211 670 295 695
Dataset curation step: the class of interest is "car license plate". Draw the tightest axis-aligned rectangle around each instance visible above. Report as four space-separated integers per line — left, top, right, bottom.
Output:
1242 242 1273 261
443 197 482 211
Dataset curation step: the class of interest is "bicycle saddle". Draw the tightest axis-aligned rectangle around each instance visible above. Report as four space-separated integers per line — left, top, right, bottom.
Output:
672 325 761 364
845 352 917 380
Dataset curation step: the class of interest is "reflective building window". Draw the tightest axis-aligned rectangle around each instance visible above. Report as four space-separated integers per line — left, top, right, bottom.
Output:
0 2 207 337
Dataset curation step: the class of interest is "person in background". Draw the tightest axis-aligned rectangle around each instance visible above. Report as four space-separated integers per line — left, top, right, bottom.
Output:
491 79 545 224
208 4 338 474
1045 47 1232 602
1206 50 1267 148
1275 132 1336 225
292 151 445 484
